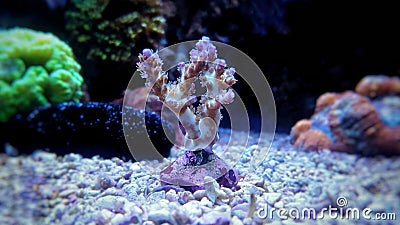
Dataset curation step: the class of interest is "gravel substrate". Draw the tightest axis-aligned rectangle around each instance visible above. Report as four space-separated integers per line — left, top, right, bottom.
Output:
0 129 399 225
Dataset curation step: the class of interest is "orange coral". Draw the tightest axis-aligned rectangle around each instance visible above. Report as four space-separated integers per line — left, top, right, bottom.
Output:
327 92 384 153
370 126 400 154
355 75 400 98
314 92 338 113
293 129 332 152
291 75 400 156
290 119 311 143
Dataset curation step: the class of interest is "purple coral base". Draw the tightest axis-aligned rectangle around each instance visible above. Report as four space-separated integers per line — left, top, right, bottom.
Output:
160 149 238 192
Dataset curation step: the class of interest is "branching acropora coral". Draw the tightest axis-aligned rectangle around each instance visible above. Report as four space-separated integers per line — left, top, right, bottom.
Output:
65 0 166 62
137 36 237 152
0 27 84 122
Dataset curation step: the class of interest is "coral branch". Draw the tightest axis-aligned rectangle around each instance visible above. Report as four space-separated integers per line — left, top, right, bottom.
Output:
137 37 237 151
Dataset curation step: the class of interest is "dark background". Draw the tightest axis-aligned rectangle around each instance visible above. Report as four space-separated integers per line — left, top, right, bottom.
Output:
1 0 399 133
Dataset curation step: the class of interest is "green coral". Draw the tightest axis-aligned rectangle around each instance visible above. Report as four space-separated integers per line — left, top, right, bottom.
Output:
0 81 17 123
47 69 83 103
0 27 84 122
0 58 26 83
65 0 166 62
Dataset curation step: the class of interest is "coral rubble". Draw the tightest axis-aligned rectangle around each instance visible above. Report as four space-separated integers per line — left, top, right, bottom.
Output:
1 131 400 224
291 75 400 155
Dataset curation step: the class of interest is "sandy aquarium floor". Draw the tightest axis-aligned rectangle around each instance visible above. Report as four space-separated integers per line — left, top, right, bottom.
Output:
0 129 399 225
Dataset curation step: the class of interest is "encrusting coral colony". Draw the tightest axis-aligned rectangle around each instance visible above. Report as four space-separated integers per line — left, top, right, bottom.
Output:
0 27 84 122
291 75 400 155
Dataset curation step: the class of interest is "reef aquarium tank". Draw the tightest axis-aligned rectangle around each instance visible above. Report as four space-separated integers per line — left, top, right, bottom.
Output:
1 0 399 224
